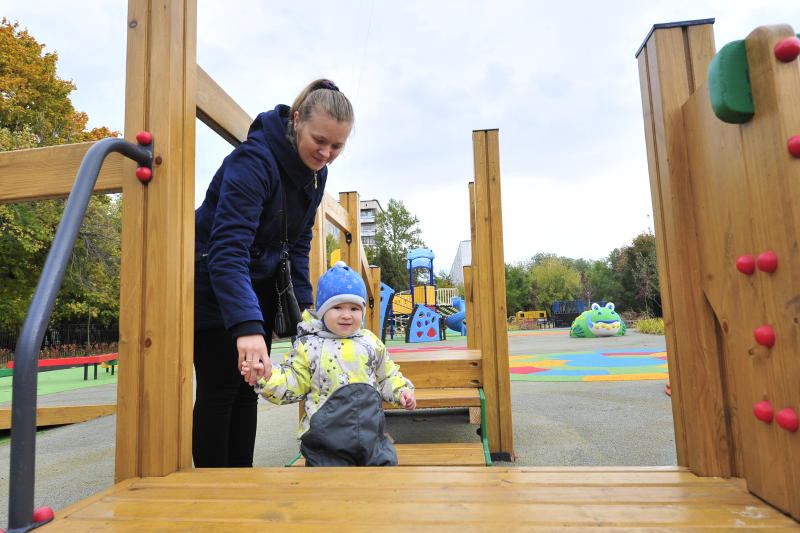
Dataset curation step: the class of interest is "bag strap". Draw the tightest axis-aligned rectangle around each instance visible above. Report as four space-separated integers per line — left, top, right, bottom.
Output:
280 181 289 259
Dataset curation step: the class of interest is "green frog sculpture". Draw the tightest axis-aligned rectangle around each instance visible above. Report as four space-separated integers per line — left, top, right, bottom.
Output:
569 302 626 338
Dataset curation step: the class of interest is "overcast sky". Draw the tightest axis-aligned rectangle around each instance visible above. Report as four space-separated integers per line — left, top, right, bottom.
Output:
5 1 799 273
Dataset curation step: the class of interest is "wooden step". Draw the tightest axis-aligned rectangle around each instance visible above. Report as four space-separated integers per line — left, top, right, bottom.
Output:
288 442 487 467
390 349 482 388
382 387 480 409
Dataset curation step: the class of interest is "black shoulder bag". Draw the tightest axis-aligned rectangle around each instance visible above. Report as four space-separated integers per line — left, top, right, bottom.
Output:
272 185 303 339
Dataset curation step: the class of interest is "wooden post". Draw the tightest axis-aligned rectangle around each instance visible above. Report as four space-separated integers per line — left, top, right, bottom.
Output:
636 19 733 476
339 192 361 270
116 0 197 481
369 266 381 335
309 204 327 300
467 182 480 350
472 129 514 458
464 266 476 349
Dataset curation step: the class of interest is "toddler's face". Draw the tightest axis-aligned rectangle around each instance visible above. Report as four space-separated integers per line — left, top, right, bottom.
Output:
323 302 363 337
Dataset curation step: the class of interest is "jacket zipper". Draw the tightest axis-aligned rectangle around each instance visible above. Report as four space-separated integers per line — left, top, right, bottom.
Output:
313 171 318 189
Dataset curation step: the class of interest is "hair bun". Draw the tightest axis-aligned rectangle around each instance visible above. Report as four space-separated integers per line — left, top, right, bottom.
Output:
319 80 339 92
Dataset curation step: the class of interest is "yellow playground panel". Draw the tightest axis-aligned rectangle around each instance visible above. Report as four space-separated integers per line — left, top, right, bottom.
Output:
393 285 436 314
515 310 547 320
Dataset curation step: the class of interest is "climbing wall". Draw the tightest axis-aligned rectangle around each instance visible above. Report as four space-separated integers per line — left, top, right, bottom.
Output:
379 282 395 343
639 22 800 519
405 303 442 343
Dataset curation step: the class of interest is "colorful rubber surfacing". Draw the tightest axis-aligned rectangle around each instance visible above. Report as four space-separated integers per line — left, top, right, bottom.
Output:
510 349 668 382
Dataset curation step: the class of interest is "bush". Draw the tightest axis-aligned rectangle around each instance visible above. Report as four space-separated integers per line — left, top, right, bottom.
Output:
636 318 664 335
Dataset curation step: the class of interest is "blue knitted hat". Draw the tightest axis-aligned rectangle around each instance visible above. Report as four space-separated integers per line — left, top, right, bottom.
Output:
315 261 367 318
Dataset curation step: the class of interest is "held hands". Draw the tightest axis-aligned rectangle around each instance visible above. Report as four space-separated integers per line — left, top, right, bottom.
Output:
237 334 272 386
399 389 416 410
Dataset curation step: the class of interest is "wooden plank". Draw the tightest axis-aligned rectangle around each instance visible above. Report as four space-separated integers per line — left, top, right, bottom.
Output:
472 130 502 456
735 23 800 520
383 387 481 409
309 203 326 298
290 443 487 467
484 129 514 456
116 0 196 481
467 181 479 349
636 21 732 477
0 404 116 429
0 143 124 203
195 65 251 146
339 191 360 270
321 193 350 231
368 265 381 334
391 351 482 389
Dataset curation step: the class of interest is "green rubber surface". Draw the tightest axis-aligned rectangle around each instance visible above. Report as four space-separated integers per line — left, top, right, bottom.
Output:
0 365 118 403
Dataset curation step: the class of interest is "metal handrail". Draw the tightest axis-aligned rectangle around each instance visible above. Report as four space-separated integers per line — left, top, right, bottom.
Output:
7 136 152 532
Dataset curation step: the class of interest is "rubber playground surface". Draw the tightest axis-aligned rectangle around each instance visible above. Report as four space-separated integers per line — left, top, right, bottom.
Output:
0 365 118 404
510 349 668 382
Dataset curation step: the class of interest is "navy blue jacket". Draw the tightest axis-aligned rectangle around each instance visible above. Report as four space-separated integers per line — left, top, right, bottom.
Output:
195 105 327 333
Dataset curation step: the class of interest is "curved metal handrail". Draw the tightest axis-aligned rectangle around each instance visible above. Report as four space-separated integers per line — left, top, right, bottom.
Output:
7 137 152 532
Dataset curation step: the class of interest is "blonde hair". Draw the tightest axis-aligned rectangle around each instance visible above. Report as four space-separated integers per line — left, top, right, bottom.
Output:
290 78 353 126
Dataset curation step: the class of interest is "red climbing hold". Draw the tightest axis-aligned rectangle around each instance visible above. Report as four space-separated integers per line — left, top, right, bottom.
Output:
753 400 774 422
788 135 800 158
136 166 152 183
754 325 776 347
776 408 799 432
427 327 436 337
735 254 755 274
416 331 423 338
135 130 153 145
774 37 800 63
33 506 54 523
756 251 778 273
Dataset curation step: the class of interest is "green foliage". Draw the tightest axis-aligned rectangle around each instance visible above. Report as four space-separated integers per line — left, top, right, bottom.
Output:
0 19 121 332
505 262 531 315
636 317 664 335
529 257 581 315
325 232 339 267
366 199 426 291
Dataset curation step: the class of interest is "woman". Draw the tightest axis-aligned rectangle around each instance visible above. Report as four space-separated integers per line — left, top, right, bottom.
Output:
193 79 353 467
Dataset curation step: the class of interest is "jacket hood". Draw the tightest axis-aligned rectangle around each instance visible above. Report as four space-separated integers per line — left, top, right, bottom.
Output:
248 104 318 188
297 309 364 339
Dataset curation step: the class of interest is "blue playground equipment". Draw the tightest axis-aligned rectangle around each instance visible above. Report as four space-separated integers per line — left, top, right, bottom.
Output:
445 296 467 336
404 248 442 343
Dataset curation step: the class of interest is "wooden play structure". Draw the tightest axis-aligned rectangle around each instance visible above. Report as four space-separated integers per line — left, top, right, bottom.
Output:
637 18 800 521
2 5 799 529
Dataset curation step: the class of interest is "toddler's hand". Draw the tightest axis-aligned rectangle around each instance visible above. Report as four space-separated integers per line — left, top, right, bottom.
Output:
399 389 416 410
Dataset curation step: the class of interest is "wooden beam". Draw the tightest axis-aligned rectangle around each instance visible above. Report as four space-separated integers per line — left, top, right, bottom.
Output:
116 0 196 481
464 265 476 349
195 65 251 146
309 202 326 300
0 404 116 430
368 265 381 334
0 142 124 203
339 191 361 270
467 182 480 350
321 192 351 232
472 130 514 458
636 20 731 476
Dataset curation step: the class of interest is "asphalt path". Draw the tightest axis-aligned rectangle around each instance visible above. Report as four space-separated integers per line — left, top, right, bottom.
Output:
0 329 675 524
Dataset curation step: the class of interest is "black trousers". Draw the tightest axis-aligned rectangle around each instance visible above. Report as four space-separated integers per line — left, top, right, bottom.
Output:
192 279 277 467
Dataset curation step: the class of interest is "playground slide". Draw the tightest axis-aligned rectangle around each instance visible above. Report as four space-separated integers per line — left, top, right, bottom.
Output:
445 311 466 335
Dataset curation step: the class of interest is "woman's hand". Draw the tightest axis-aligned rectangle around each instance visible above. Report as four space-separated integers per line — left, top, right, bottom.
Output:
399 389 416 410
237 334 272 385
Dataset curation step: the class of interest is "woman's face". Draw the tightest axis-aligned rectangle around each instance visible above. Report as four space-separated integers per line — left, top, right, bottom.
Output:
294 109 351 171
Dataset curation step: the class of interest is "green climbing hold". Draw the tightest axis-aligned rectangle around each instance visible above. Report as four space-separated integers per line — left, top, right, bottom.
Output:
707 39 754 124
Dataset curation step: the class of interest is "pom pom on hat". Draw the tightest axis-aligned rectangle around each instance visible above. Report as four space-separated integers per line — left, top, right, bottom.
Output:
315 261 367 318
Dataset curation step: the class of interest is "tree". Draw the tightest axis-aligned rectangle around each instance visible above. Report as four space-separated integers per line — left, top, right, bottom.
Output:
608 231 661 315
529 257 581 315
505 262 531 315
366 199 426 291
0 19 120 332
586 259 623 303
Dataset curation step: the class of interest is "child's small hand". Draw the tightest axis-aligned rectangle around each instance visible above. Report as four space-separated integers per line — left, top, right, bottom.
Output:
399 389 416 410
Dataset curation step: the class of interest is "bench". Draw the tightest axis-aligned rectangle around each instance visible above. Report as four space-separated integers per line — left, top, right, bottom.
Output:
291 347 491 466
7 353 119 380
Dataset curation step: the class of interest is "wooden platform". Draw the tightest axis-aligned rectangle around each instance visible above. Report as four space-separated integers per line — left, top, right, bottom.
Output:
288 443 488 467
42 467 800 531
382 387 481 409
0 404 116 430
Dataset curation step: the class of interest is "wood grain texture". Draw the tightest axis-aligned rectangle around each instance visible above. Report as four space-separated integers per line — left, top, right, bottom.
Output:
290 443 487 467
0 143 124 203
195 65 250 146
41 467 799 531
0 404 116 429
